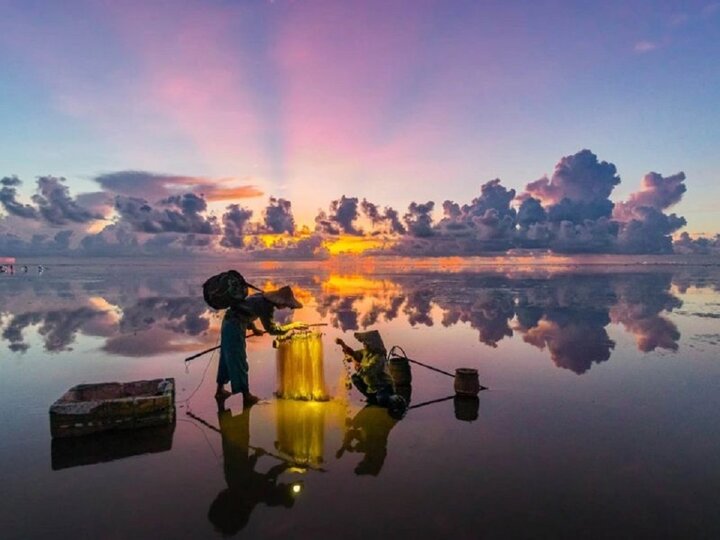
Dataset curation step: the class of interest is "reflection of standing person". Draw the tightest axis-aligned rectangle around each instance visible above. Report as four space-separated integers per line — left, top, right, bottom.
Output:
336 405 401 476
208 401 296 535
216 282 305 405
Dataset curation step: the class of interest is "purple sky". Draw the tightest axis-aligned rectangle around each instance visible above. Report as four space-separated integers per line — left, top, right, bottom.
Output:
1 0 719 238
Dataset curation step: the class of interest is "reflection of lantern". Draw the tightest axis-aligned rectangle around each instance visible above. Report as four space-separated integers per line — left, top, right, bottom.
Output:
275 400 326 467
275 331 329 401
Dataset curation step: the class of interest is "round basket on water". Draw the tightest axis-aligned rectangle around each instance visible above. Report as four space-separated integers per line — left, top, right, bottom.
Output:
454 368 480 396
388 357 412 387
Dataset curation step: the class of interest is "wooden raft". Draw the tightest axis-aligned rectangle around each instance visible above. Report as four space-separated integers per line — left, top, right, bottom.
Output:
49 378 175 438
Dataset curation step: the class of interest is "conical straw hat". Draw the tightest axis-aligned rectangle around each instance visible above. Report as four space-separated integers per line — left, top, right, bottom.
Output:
353 330 385 352
263 286 303 309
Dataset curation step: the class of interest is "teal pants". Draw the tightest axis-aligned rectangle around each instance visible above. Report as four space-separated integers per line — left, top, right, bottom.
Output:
217 317 249 394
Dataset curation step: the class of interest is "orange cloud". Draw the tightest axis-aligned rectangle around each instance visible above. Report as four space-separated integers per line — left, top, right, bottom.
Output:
202 185 264 201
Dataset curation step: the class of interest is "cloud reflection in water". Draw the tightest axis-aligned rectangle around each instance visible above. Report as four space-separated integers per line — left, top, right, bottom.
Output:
0 267 699 374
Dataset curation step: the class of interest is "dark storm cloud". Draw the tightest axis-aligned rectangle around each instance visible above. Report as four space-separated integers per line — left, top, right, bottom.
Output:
94 170 263 202
0 176 40 219
263 197 295 234
360 199 406 235
247 234 329 260
316 196 362 235
384 207 406 235
511 150 689 254
1 176 22 187
115 193 220 235
550 218 619 253
442 200 462 219
674 232 720 255
517 197 547 228
520 150 622 253
32 176 104 225
79 222 141 256
404 201 435 237
524 149 621 207
463 178 516 220
76 191 115 218
436 179 517 246
220 204 253 249
360 199 381 223
0 229 76 256
613 172 687 221
612 171 688 254
0 149 703 258
616 207 686 254
183 233 213 247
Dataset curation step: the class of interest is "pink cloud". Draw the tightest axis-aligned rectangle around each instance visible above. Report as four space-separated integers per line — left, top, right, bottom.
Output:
634 40 658 53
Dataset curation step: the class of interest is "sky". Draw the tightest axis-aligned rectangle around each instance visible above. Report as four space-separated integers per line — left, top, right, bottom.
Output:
1 0 719 257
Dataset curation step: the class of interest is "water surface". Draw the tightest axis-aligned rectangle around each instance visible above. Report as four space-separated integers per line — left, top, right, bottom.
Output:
1 258 719 539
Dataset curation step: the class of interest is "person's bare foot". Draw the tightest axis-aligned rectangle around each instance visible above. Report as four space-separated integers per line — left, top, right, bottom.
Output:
243 393 260 406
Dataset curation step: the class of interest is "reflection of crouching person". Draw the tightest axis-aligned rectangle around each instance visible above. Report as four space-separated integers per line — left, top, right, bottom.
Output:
335 331 405 412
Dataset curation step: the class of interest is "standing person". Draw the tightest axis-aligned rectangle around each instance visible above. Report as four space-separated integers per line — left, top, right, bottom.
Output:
216 282 305 405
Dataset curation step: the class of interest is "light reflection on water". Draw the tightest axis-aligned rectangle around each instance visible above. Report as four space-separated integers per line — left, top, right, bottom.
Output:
1 259 720 538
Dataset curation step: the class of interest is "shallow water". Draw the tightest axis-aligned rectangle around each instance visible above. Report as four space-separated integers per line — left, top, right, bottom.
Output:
1 259 720 539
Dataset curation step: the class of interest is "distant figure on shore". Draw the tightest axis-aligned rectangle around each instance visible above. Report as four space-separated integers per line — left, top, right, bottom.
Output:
22 265 28 273
216 272 306 406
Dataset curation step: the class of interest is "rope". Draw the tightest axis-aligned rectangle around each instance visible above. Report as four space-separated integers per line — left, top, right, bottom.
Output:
176 418 222 464
388 345 456 378
180 333 220 406
406 395 455 410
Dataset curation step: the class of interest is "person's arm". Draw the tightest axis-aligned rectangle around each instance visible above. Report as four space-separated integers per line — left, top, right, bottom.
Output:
258 312 286 336
335 338 362 363
248 321 264 336
258 302 309 336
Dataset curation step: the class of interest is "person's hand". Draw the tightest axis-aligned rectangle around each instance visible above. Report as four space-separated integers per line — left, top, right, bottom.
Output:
283 321 308 332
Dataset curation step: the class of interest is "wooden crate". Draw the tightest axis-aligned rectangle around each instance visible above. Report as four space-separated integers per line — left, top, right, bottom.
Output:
50 378 175 438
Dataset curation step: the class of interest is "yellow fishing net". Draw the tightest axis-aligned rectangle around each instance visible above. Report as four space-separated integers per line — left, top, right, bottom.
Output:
275 330 329 401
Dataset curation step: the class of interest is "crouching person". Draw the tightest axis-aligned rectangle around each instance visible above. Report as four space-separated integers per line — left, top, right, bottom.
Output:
335 331 407 416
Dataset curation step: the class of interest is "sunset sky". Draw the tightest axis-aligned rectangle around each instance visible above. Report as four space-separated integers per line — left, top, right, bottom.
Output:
1 0 719 250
